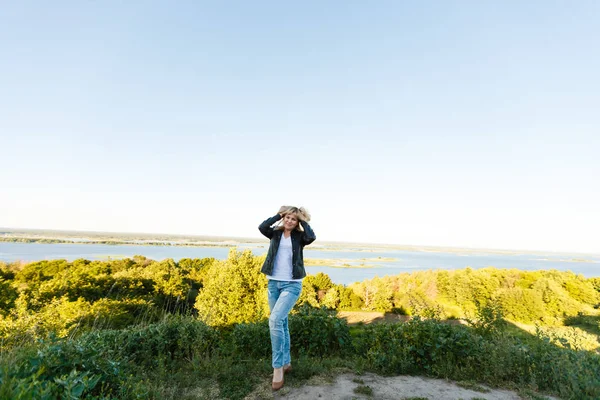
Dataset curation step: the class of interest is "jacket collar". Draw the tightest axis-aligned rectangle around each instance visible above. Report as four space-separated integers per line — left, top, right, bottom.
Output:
275 229 299 240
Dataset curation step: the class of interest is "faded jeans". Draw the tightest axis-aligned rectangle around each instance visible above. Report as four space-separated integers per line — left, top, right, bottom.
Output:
267 280 302 369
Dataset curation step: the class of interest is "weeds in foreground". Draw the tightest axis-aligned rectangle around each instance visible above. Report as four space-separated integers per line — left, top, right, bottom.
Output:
353 384 374 396
456 380 491 393
1 312 599 399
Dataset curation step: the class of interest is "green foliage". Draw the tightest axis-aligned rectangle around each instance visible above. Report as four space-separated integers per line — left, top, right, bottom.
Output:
0 255 217 344
88 315 221 369
354 318 482 376
297 279 319 308
353 384 373 396
194 249 269 326
563 275 599 304
289 305 352 356
338 284 364 310
14 259 70 285
529 328 600 399
227 320 271 359
352 276 393 312
1 307 599 399
431 268 599 325
535 325 600 352
0 334 125 398
320 285 341 309
354 318 600 399
298 272 336 308
407 291 444 319
589 277 600 293
466 300 507 337
0 295 158 346
226 304 354 360
497 287 547 323
1 252 599 399
0 262 16 280
0 277 18 316
0 367 102 400
0 316 219 399
177 257 215 295
5 253 597 342
455 380 491 393
564 313 600 337
306 272 334 291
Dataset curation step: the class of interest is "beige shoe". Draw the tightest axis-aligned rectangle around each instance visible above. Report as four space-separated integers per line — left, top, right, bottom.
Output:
272 378 284 391
272 368 284 391
283 364 293 374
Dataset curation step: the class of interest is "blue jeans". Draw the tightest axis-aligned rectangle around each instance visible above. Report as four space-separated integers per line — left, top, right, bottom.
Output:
267 280 302 369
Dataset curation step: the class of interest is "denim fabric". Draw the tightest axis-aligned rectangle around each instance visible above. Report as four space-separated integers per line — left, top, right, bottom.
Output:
267 280 302 368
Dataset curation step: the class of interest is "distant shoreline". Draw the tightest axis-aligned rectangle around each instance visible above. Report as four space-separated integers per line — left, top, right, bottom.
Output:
0 237 238 248
1 227 598 257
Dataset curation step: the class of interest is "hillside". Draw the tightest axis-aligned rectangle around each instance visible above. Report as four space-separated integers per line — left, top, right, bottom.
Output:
0 249 598 399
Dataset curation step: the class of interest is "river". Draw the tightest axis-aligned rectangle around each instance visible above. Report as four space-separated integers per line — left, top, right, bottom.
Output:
0 242 598 285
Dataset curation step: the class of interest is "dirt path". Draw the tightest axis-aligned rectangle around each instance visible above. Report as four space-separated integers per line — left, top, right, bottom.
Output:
266 373 558 400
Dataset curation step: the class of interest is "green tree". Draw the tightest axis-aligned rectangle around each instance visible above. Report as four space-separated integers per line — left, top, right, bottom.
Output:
0 277 18 316
353 276 393 312
321 285 340 309
194 249 268 326
298 273 335 307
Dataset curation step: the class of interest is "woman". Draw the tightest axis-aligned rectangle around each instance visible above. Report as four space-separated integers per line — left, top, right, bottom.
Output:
258 205 316 391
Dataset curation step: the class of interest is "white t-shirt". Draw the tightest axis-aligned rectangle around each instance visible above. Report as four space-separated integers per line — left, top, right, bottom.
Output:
267 234 302 282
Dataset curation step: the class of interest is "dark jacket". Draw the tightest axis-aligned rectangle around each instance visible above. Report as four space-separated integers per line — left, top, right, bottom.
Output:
258 214 316 279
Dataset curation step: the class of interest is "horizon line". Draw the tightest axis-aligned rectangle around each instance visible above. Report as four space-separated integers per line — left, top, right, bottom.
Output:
2 226 598 257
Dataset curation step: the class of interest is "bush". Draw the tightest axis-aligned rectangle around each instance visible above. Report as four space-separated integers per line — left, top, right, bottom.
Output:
14 260 70 285
589 278 600 293
227 306 353 360
354 318 485 377
0 334 125 398
353 317 600 399
228 320 271 359
88 315 221 369
564 314 600 336
466 299 506 338
194 249 269 326
289 305 352 357
0 278 17 316
497 287 546 323
338 285 364 310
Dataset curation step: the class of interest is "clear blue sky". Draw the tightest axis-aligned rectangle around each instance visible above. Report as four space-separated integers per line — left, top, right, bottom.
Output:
1 1 599 253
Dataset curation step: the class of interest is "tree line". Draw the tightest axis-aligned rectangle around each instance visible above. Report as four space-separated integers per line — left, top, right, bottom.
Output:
1 249 599 399
1 249 598 342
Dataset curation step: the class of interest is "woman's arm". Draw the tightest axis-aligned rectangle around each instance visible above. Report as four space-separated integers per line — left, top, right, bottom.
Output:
299 221 316 245
258 214 282 239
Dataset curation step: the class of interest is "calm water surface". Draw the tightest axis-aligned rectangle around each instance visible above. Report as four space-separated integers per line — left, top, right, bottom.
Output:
1 242 598 285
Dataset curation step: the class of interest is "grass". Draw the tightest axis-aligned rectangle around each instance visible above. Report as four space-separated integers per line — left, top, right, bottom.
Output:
456 380 491 393
517 389 557 400
353 384 373 396
136 356 354 400
0 340 591 400
507 319 600 352
1 312 599 399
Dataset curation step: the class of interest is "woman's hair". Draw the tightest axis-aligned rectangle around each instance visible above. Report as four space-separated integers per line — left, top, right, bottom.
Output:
278 205 311 222
276 205 311 231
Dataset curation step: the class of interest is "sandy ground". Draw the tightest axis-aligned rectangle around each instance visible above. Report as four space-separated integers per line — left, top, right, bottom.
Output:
261 373 559 400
